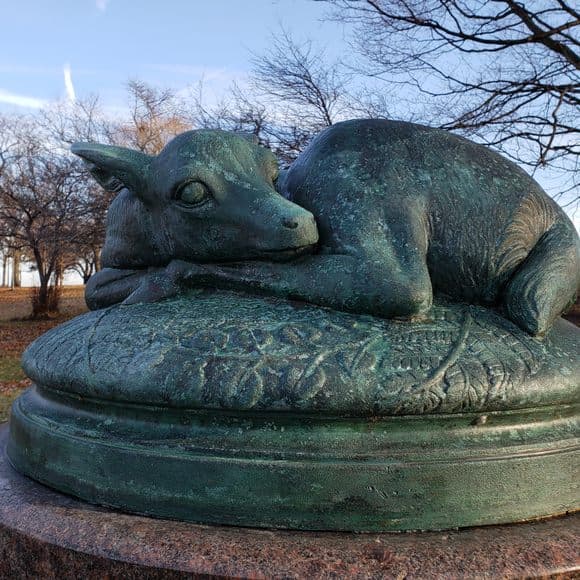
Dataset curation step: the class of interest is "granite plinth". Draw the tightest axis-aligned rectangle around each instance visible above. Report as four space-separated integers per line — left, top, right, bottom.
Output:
1 425 579 579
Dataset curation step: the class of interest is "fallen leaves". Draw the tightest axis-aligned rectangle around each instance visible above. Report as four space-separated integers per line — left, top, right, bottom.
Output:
0 287 87 397
0 379 30 396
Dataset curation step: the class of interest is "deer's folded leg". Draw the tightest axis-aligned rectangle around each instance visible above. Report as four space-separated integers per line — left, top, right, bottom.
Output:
182 253 432 320
86 262 209 310
86 266 182 310
504 221 580 336
121 268 183 306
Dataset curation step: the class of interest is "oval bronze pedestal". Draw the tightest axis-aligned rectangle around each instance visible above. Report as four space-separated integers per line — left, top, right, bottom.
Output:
7 294 580 532
8 385 579 532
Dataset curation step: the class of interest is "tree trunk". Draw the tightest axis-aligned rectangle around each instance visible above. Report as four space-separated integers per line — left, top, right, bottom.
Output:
12 252 21 287
94 247 102 272
31 274 60 319
1 253 7 288
33 277 50 318
55 263 64 288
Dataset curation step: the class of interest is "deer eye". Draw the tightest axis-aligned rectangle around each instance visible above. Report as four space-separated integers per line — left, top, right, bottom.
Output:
175 181 210 206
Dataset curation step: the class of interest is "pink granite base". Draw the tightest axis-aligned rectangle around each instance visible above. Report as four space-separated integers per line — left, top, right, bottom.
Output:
1 424 578 579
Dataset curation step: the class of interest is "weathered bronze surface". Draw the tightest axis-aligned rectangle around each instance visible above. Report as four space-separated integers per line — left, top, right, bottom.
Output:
7 119 580 532
73 120 579 336
20 293 578 415
9 293 579 531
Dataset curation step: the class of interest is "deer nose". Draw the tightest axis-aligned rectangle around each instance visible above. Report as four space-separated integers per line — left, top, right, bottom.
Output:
282 217 299 229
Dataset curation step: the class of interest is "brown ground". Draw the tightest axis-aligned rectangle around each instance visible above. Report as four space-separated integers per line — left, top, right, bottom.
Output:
0 286 87 420
0 286 88 322
0 287 578 421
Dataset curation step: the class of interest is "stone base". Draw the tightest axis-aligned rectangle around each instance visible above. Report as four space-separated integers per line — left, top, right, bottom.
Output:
1 425 578 579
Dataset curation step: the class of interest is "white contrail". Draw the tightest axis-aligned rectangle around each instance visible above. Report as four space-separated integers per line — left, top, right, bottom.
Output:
0 89 47 109
96 0 109 12
63 64 76 102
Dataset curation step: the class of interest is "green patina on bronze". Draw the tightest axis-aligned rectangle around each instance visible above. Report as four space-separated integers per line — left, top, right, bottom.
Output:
7 119 580 532
19 293 579 415
8 293 580 531
8 387 579 532
72 120 578 336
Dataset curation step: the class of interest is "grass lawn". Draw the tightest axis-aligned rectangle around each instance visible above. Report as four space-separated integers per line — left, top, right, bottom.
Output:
0 391 20 422
0 355 26 382
0 354 27 422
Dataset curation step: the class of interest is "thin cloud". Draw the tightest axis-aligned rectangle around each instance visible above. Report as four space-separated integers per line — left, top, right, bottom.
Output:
0 89 47 109
0 65 60 75
147 64 247 83
96 0 109 12
63 64 76 102
0 64 98 76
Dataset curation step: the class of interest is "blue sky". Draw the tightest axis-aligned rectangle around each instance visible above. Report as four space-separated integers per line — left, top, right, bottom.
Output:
0 0 344 112
1 0 578 229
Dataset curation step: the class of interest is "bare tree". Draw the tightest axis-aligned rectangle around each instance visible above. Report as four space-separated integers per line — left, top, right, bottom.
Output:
0 116 23 289
40 96 118 147
326 0 580 200
191 30 383 164
252 29 350 127
0 118 92 316
39 99 118 284
118 80 193 154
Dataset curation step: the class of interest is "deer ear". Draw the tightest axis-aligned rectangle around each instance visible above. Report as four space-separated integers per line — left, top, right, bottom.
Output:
71 142 152 199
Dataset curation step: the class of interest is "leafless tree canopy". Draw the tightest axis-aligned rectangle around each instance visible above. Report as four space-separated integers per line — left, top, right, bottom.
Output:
191 30 393 164
0 118 93 315
119 80 192 154
327 0 579 198
190 34 347 163
0 82 196 315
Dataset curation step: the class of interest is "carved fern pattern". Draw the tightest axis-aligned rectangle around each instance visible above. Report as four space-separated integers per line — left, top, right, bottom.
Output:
24 292 575 415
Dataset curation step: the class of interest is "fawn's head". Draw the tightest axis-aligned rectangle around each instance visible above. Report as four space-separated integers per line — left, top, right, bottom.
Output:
72 130 318 265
